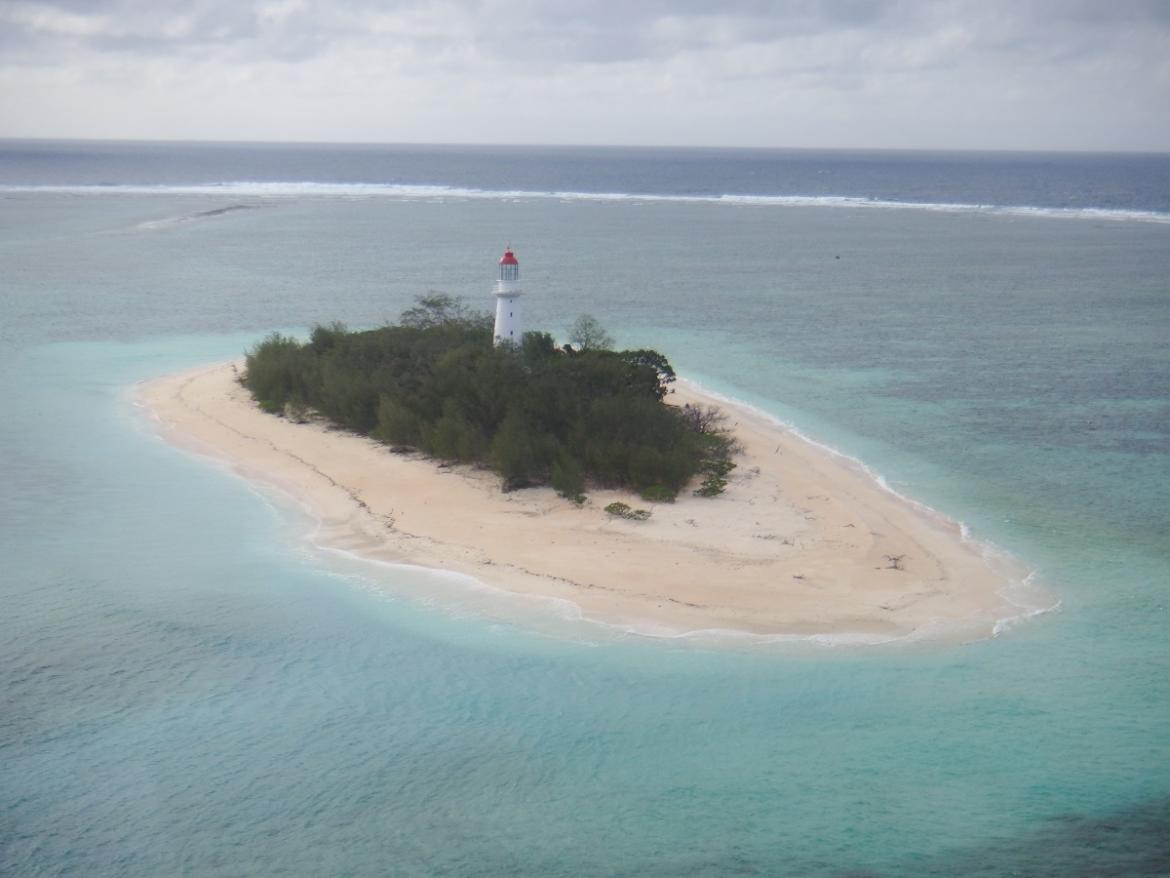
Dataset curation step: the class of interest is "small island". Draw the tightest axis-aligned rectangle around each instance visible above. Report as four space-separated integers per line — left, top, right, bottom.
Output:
139 250 1044 643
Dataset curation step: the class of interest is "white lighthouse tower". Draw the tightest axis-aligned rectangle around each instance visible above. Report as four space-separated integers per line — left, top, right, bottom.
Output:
492 248 523 346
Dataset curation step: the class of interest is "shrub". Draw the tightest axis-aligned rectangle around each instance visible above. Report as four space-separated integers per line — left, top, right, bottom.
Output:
490 411 536 484
243 332 307 413
639 484 675 503
375 396 421 445
694 476 728 497
283 400 310 423
604 501 651 521
702 458 737 478
427 404 484 462
551 453 586 504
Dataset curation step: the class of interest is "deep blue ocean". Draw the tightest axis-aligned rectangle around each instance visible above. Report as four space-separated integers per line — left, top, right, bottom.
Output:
2 141 1169 876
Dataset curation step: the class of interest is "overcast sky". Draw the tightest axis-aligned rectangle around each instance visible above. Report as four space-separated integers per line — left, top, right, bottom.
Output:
1 0 1168 151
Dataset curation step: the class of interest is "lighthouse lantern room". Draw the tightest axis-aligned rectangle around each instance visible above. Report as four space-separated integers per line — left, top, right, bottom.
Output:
492 248 523 346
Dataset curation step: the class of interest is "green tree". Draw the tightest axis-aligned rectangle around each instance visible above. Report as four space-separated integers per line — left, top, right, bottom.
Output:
243 332 311 414
490 410 537 485
427 401 484 462
400 294 491 331
309 322 347 355
550 451 585 503
521 331 557 365
620 349 676 400
374 395 421 446
568 314 614 351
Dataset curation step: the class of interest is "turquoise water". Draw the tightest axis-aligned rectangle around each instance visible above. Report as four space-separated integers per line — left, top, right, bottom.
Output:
2 183 1169 874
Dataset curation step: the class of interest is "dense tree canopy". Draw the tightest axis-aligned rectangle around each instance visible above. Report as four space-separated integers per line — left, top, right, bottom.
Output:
242 300 736 502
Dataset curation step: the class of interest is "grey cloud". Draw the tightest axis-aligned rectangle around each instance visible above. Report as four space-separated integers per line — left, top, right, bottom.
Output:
2 0 334 61
1 0 1167 150
5 0 1168 69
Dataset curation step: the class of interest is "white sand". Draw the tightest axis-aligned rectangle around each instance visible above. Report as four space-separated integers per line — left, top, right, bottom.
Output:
139 362 1042 643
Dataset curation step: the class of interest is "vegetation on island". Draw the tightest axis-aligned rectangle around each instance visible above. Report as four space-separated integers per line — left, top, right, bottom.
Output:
604 502 651 521
241 295 738 503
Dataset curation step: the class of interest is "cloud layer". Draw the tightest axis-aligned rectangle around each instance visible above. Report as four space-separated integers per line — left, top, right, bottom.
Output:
2 0 1168 149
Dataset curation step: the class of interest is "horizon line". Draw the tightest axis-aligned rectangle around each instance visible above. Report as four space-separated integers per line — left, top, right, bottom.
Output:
1 136 1166 158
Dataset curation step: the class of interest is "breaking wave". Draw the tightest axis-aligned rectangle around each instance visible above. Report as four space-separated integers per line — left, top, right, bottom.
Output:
4 181 1169 224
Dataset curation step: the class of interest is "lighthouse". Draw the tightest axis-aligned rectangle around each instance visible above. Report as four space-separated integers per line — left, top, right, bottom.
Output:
492 248 522 347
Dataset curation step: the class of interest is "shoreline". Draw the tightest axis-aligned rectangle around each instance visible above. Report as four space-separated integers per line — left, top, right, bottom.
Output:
137 361 1053 645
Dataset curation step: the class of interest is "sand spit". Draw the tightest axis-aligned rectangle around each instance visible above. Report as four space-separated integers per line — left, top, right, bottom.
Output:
139 362 1046 644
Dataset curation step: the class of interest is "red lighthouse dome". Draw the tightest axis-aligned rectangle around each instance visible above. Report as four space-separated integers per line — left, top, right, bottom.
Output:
497 248 520 284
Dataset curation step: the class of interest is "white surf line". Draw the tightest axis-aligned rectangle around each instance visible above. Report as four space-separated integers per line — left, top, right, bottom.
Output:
5 182 1169 224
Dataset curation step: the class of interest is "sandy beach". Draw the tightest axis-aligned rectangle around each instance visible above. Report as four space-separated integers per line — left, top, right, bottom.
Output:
139 361 1040 643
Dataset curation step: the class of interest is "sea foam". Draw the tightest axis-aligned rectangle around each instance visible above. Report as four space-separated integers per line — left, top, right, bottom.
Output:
4 181 1168 224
